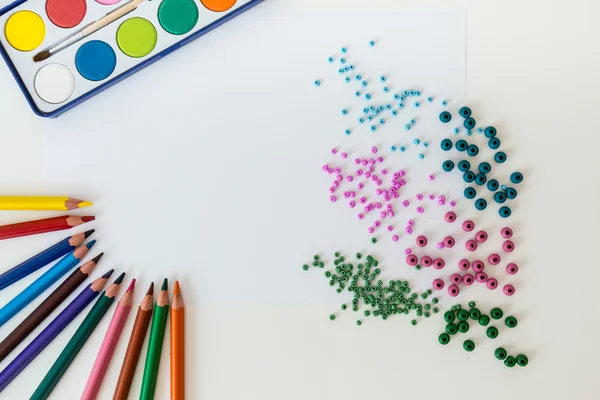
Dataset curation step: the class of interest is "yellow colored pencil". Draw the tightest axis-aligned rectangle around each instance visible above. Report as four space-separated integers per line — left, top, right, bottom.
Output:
0 197 93 211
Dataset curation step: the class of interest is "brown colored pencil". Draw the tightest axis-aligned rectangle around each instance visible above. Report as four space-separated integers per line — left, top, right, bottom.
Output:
112 282 154 400
0 253 104 362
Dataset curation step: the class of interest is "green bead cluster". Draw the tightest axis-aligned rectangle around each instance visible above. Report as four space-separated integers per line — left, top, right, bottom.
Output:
494 347 528 368
306 251 440 326
302 254 326 271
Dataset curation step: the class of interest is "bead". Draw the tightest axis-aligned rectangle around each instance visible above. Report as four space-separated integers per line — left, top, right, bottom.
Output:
433 278 445 290
433 258 445 269
501 227 513 239
504 356 516 367
467 144 479 157
448 284 459 297
464 117 476 129
487 179 500 192
463 340 475 352
475 173 487 185
475 272 487 282
463 171 475 183
488 253 501 265
440 139 453 151
410 118 416 125
392 110 398 116
438 333 451 345
494 191 507 204
484 126 497 138
488 137 501 149
340 58 346 64
446 323 458 335
443 236 455 248
371 237 377 244
427 96 433 102
444 311 455 323
328 56 334 63
457 309 469 321
411 319 417 326
400 146 406 152
516 354 528 367
505 316 518 328
474 198 487 211
302 264 309 271
472 260 484 273
486 326 498 339
356 74 363 81
355 91 361 97
506 263 518 275
490 307 503 320
494 151 507 163
495 347 507 360
356 320 362 326
450 273 462 284
329 315 335 321
413 138 420 145
418 153 425 160
341 108 348 115
456 140 468 152
457 321 469 333
486 278 498 290
458 259 470 271
406 254 419 266
462 220 474 232
466 129 473 136
503 240 515 252
416 235 428 247
464 187 476 199
445 211 457 223
383 87 390 93
439 111 452 123
365 94 372 100
442 100 448 106
510 172 524 184
404 124 411 131
454 127 460 134
459 106 472 118
479 162 492 174
465 239 478 252
379 118 385 125
469 308 481 320
345 76 351 83
421 256 432 267
370 125 376 132
503 284 515 296
457 160 471 172
479 314 490 326
345 129 351 135
499 206 512 218
475 230 488 243
314 80 321 86
423 142 430 148
369 40 375 46
414 101 420 108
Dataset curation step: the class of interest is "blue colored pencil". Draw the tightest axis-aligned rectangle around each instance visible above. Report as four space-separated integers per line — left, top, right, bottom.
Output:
0 240 96 327
0 270 113 393
0 230 94 291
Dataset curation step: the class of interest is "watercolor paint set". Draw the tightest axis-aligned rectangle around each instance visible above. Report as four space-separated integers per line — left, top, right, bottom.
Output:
0 0 262 117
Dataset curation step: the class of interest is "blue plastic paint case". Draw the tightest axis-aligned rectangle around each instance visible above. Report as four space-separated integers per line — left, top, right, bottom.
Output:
0 0 263 117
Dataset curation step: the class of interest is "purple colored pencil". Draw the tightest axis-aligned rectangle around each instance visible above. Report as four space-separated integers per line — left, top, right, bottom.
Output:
0 270 113 393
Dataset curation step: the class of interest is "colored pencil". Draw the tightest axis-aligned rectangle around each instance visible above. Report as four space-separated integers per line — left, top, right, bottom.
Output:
0 230 94 291
0 240 96 327
140 279 169 400
0 196 93 211
112 283 154 400
0 253 103 362
0 215 95 241
0 270 113 393
31 272 126 400
81 279 135 400
171 281 185 400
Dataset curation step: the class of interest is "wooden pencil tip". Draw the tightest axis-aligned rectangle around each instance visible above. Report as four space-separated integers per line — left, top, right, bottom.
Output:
78 201 94 208
84 229 95 238
86 239 97 249
174 281 181 295
114 272 126 285
81 216 95 223
126 279 136 292
146 282 154 295
91 252 104 264
161 278 168 291
102 269 115 278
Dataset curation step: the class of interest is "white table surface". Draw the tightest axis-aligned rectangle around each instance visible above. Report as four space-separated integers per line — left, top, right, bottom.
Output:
1 1 600 399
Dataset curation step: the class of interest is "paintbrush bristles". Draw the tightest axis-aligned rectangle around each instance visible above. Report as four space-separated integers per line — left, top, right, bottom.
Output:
33 51 50 63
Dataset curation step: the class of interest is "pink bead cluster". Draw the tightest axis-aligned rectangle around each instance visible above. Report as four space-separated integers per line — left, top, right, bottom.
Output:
323 147 452 243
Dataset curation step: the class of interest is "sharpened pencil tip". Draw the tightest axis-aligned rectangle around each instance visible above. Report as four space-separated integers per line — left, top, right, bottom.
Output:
81 216 95 223
126 279 136 292
86 239 97 249
83 229 95 238
114 272 126 285
161 278 168 291
91 252 104 264
102 269 115 278
174 281 181 295
146 282 154 295
78 201 93 208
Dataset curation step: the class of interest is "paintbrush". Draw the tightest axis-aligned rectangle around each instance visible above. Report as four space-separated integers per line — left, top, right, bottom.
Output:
33 0 146 62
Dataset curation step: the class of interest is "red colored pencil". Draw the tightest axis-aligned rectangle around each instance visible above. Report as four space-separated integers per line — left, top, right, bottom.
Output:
0 215 94 240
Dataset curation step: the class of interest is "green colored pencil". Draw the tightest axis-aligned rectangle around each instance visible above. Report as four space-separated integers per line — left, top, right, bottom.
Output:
140 279 169 400
30 272 126 400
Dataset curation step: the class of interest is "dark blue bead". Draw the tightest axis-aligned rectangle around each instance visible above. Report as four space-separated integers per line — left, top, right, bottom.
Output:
479 162 491 174
459 106 472 118
494 191 507 203
458 160 471 172
440 139 453 151
456 140 468 152
494 151 507 163
475 198 487 210
439 111 452 123
463 171 475 183
484 126 497 138
499 206 512 218
488 138 501 149
475 173 487 185
467 144 479 157
510 172 523 184
464 117 476 129
487 179 499 192
505 187 518 199
464 187 476 199
442 160 455 172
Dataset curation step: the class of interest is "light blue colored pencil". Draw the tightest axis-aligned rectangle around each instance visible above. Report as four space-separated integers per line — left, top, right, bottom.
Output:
0 240 96 327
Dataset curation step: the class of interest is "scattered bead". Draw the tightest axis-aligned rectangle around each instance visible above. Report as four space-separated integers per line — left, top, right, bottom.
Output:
314 80 321 86
504 356 516 368
506 263 518 275
486 278 498 290
439 111 452 123
510 171 524 184
462 220 475 232
505 316 518 328
463 339 475 352
495 347 507 360
486 326 499 339
475 230 488 243
516 354 528 367
503 284 515 296
503 240 515 252
448 284 459 297
465 239 478 251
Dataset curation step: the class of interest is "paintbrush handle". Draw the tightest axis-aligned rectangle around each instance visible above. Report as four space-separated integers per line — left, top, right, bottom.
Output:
82 0 145 36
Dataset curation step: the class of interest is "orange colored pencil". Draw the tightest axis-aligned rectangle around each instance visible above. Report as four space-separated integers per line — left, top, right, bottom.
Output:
170 281 185 400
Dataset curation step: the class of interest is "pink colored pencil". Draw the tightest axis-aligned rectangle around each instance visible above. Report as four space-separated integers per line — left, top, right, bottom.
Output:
80 279 135 400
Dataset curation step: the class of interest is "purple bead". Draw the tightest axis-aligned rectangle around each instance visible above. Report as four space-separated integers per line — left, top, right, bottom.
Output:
389 187 397 194
465 239 478 251
346 176 354 182
503 240 515 252
385 195 392 201
349 201 356 208
462 220 475 232
322 164 329 171
393 172 400 179
450 273 462 284
368 166 375 173
416 206 424 213
380 211 387 218
407 220 414 227
381 169 388 175
501 227 513 239
328 168 333 174
356 169 363 176
488 253 501 265
406 254 419 266
437 201 445 206
329 196 337 202
371 146 378 154
388 211 395 217
463 274 474 285
503 284 515 296
443 236 455 248
360 197 367 204
392 235 399 242
343 191 350 198
332 181 339 188
404 248 412 255
387 225 393 232
399 179 407 186
486 277 498 290
386 204 393 211
399 170 406 177
402 200 410 207
448 284 460 297
336 174 343 181
361 160 368 166
405 227 413 234
350 192 356 198
438 195 446 202
428 194 435 200
472 260 485 273
475 272 488 283
374 220 381 227
416 235 428 247
375 203 382 209
358 213 364 220
433 258 445 269
506 262 518 275
416 194 424 200
449 201 456 207
377 156 384 163
458 259 470 271
392 192 400 199
428 174 435 181
365 172 371 179
331 148 338 154
433 278 445 290
358 183 364 189
444 211 457 223
354 158 361 164
329 187 335 193
341 152 348 159
475 230 488 243
334 167 341 173
369 158 376 165
436 242 444 249
368 227 375 233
